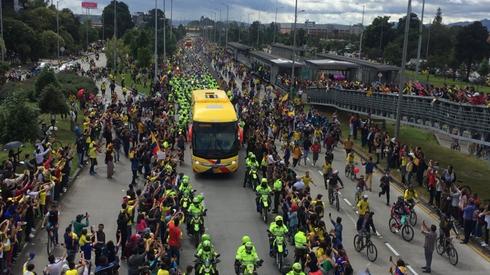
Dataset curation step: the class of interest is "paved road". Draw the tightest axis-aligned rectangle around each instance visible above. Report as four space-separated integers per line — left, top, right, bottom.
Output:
14 54 490 275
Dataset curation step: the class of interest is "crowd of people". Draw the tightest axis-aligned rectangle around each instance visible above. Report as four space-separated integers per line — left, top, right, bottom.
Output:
275 72 490 106
2 33 489 275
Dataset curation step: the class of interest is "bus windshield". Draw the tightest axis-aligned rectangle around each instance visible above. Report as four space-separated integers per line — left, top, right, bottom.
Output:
193 122 238 159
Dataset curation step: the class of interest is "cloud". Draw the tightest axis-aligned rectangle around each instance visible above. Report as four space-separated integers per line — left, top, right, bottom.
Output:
59 0 490 25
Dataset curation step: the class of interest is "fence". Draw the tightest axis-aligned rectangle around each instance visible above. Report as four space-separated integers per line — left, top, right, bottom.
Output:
306 88 490 145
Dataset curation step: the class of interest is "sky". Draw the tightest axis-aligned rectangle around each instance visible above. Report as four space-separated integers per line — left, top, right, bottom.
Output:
60 0 490 25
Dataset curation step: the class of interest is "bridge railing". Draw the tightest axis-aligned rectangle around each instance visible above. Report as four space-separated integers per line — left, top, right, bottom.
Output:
306 87 490 145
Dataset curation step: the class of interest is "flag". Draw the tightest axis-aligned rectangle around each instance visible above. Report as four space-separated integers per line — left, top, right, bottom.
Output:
150 132 161 156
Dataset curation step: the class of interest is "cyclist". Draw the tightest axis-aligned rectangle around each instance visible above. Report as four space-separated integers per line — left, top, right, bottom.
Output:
355 175 367 203
439 212 459 248
268 216 288 256
255 178 272 212
322 160 333 185
346 151 355 171
356 194 370 231
403 186 418 209
44 203 60 246
287 262 306 275
327 170 344 204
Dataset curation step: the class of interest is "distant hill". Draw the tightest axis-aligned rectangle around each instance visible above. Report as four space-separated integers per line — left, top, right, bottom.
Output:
449 19 490 30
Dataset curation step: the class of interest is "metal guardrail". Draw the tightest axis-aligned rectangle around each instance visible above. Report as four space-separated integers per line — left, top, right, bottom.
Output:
307 88 490 146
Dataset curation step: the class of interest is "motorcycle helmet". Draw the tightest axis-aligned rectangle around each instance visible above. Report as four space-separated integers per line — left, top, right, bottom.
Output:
202 240 211 252
245 242 253 253
192 197 200 204
202 234 211 242
261 178 268 184
274 216 283 222
241 235 251 245
292 262 302 272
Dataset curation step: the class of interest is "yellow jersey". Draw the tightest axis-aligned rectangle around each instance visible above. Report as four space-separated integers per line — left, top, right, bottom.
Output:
357 200 370 215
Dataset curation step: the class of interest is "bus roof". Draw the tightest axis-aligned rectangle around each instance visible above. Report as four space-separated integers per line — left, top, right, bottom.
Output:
192 89 237 123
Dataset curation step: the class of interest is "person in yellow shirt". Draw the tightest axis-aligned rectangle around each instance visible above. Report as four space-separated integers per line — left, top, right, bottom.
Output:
88 141 97 175
292 144 302 168
403 186 418 209
301 171 315 188
356 194 370 231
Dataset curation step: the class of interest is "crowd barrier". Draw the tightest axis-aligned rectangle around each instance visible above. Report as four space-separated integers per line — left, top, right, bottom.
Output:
306 88 490 146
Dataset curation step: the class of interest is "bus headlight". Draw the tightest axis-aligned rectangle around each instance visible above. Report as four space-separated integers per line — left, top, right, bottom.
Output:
231 161 236 165
195 161 200 165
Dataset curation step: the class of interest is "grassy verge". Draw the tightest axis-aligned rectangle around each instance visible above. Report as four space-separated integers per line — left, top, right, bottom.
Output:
404 70 490 94
116 73 151 95
330 110 490 201
0 114 80 176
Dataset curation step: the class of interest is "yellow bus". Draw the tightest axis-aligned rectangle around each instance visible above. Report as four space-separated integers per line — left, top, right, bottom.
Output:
189 89 241 173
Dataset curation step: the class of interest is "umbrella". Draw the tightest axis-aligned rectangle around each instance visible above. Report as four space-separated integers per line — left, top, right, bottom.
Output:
2 141 22 151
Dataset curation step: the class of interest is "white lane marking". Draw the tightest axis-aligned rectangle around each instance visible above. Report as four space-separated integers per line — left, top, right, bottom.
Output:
384 242 400 256
375 230 382 237
407 265 419 275
318 170 323 176
346 213 357 225
343 198 353 206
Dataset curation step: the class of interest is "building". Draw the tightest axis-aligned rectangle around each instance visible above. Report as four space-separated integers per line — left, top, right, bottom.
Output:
270 43 315 60
317 53 400 84
278 21 362 39
132 12 147 27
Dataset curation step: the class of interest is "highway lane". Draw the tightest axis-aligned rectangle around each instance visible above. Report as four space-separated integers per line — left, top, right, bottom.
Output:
214 58 490 274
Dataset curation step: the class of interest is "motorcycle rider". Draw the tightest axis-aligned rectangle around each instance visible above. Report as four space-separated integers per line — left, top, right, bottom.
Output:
244 153 259 187
178 175 193 195
187 197 206 233
195 240 219 274
272 177 283 213
268 216 288 256
286 262 306 275
235 241 262 274
255 178 272 213
294 230 308 268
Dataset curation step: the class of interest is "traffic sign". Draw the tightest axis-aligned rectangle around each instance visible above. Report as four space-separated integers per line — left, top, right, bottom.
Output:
81 2 97 9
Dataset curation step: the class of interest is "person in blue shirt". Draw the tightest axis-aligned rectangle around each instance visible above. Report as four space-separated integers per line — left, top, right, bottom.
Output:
329 213 343 248
363 156 376 191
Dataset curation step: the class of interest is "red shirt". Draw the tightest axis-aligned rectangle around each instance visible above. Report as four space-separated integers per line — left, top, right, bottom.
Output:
167 220 182 248
311 143 321 153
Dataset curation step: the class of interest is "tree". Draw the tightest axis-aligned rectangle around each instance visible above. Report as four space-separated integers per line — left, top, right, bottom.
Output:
0 94 39 143
454 22 490 80
102 1 134 39
20 6 57 32
433 8 442 25
0 62 9 86
363 16 396 59
35 69 59 97
478 59 489 78
79 20 99 49
426 23 453 69
296 29 307 47
39 84 69 115
137 47 152 68
3 18 39 62
40 30 65 57
104 38 130 71
60 8 81 44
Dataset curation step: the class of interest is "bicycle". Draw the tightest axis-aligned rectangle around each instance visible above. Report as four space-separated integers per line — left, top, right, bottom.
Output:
388 209 414 242
329 187 343 211
46 225 57 256
344 163 356 180
353 231 378 262
436 236 458 265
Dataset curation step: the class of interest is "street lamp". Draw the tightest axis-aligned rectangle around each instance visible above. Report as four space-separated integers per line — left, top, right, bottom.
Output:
113 0 117 71
359 4 365 59
56 0 61 59
222 3 229 49
0 0 3 62
163 0 166 62
154 0 158 82
291 0 298 95
415 0 426 74
395 0 412 138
